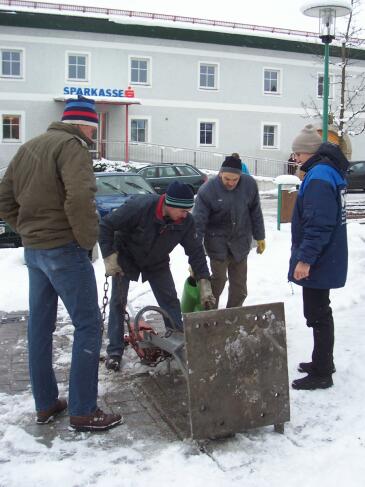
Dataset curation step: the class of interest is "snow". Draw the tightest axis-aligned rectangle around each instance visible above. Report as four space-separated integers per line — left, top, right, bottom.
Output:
274 174 301 185
1 192 365 486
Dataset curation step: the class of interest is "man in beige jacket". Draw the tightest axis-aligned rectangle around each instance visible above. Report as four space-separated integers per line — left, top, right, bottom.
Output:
0 96 122 432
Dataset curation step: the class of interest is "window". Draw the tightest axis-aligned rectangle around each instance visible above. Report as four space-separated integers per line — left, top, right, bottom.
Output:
131 119 148 142
159 166 177 177
199 120 218 146
176 165 198 176
67 53 88 81
262 124 279 149
317 74 334 98
141 167 158 178
1 49 23 78
264 69 281 94
199 63 218 89
2 114 21 142
130 57 151 85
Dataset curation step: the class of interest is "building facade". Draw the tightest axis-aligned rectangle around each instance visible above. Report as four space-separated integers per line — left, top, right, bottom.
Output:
1 3 365 174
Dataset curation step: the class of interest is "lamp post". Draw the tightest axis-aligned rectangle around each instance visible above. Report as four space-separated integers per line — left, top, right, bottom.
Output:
301 1 352 141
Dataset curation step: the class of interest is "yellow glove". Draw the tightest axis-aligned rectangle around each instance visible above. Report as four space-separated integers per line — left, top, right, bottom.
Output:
256 239 266 254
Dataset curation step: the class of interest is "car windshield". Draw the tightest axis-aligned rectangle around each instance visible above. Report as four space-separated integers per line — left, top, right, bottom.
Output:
95 174 154 196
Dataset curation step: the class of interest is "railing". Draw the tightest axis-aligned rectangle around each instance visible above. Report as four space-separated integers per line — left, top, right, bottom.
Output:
99 140 290 178
0 0 319 40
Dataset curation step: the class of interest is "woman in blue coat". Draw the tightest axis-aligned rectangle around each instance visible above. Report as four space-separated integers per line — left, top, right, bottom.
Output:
288 125 349 390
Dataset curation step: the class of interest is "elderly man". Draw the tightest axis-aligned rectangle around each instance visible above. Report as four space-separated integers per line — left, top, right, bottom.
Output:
289 124 349 390
0 96 122 431
193 156 265 308
99 181 215 371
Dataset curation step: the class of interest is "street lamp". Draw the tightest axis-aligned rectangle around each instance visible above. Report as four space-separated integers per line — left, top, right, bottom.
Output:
301 1 352 141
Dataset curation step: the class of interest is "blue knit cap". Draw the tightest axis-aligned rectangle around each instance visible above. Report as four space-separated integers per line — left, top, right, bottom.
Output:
62 95 99 128
165 181 194 208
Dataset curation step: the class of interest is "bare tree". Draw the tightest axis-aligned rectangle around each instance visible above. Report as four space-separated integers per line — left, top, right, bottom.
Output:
302 0 365 156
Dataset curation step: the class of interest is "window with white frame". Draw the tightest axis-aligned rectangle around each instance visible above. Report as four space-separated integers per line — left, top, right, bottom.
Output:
262 124 279 149
1 49 23 78
264 69 281 94
131 119 148 142
317 73 334 98
130 57 150 85
199 63 218 89
199 121 216 146
2 114 21 142
67 53 88 81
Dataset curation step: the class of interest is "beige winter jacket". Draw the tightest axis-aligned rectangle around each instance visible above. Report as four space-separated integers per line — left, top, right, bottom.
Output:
0 122 98 249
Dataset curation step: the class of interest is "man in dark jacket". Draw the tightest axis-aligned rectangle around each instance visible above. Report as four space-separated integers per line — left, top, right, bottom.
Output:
193 156 265 308
0 96 122 431
288 124 349 390
99 181 215 371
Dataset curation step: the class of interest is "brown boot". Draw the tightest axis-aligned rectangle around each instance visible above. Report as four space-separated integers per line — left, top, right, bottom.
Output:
36 398 68 424
69 408 123 432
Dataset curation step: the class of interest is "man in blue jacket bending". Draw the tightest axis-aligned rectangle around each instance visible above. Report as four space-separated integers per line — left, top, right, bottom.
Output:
288 124 349 390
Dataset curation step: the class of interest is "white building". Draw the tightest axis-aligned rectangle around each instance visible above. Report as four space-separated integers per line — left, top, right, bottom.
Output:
1 1 365 175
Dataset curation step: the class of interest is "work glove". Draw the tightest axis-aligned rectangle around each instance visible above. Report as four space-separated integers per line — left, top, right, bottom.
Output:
103 252 123 277
256 239 266 254
199 279 216 310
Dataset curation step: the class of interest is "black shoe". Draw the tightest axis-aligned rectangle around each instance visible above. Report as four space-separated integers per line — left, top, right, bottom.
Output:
292 374 333 390
105 355 121 372
298 361 336 374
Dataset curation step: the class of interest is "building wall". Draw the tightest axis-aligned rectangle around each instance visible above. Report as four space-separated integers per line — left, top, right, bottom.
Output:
1 17 365 171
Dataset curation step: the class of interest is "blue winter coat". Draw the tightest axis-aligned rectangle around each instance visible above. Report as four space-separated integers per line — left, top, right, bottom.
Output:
288 142 348 289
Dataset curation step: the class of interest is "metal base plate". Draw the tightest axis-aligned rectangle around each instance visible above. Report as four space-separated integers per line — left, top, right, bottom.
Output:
183 303 290 439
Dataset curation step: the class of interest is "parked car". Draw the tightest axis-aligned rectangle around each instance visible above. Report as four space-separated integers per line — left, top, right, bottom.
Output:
132 163 208 194
0 219 22 248
95 171 156 218
347 161 365 191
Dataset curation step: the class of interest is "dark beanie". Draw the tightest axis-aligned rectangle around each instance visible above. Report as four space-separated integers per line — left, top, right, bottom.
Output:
61 95 98 128
165 181 194 208
221 156 242 175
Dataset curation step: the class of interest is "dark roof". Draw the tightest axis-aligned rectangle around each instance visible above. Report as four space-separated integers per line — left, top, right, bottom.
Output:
1 9 365 60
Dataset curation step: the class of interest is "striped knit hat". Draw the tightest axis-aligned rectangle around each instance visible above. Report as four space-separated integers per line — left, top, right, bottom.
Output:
165 181 194 209
61 96 98 128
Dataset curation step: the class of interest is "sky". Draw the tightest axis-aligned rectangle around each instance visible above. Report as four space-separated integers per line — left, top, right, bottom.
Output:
21 0 365 35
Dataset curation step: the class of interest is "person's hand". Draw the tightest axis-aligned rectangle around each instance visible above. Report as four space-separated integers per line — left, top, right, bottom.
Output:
199 279 216 310
103 253 123 277
294 261 310 280
256 239 266 254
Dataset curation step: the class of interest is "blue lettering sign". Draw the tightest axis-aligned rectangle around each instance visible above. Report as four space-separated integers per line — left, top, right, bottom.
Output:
63 87 126 98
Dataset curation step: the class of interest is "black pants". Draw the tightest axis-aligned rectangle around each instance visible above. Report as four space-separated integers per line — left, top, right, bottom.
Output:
302 287 334 376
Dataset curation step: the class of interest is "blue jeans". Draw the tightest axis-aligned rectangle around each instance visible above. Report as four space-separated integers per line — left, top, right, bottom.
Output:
107 268 183 357
24 242 102 416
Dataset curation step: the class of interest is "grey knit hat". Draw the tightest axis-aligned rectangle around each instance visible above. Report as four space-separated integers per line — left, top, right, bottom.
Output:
292 124 322 154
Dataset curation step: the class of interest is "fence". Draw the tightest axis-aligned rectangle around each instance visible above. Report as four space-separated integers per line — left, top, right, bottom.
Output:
100 140 291 178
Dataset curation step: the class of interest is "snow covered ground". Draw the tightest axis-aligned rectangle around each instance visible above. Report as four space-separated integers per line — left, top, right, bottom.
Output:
0 193 365 486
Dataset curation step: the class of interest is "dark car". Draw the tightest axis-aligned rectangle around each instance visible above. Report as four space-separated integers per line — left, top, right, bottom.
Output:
347 161 365 191
0 219 22 248
95 171 155 218
133 163 208 194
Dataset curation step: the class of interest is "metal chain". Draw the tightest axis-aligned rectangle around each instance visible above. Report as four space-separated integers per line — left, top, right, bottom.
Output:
100 274 110 334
